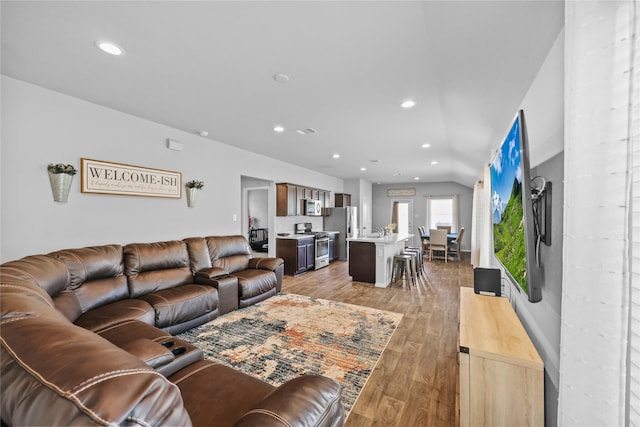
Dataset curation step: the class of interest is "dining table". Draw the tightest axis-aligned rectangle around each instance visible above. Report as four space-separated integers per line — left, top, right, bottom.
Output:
422 231 458 243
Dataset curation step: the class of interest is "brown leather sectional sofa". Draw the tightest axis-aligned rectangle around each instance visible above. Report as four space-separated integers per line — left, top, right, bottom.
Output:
0 235 345 426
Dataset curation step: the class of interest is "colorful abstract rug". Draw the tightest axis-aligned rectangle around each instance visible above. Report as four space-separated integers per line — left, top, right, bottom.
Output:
176 293 403 415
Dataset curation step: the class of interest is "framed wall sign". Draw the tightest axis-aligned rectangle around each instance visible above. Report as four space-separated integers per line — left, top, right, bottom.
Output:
387 188 416 197
80 158 182 198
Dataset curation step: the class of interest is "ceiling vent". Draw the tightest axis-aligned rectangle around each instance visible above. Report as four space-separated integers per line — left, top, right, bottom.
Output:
296 128 317 135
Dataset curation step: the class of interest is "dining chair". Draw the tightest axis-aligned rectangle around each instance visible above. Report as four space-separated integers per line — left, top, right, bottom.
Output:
428 228 448 263
448 226 465 261
418 226 429 254
437 225 452 234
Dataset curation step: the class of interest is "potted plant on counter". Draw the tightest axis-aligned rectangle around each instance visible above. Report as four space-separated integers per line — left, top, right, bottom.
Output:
185 180 204 207
47 163 78 203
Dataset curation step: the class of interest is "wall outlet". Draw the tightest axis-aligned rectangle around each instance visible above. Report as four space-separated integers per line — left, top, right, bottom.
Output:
232 214 238 221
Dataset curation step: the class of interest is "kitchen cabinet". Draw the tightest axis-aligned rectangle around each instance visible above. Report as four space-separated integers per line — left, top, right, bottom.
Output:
458 287 544 427
277 183 296 216
304 239 315 270
328 233 339 261
348 241 376 283
276 183 304 216
276 237 315 275
276 183 331 217
335 193 352 207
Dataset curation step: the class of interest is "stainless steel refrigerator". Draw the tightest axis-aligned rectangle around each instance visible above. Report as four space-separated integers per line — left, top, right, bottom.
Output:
324 207 358 261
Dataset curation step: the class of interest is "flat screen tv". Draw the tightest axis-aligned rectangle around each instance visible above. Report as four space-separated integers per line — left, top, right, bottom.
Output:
490 110 542 302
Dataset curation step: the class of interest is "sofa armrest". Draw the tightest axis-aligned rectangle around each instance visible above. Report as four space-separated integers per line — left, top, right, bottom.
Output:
248 257 283 271
233 375 345 427
120 338 175 369
194 267 229 281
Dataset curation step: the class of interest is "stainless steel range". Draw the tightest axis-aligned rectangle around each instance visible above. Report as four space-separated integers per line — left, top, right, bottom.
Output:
295 223 329 270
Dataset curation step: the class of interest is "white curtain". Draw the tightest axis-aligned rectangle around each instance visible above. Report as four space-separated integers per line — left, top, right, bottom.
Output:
470 179 484 267
629 0 640 423
559 1 637 425
452 193 459 233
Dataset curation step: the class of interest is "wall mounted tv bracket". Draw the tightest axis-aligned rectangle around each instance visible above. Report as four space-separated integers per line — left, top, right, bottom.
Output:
531 176 551 266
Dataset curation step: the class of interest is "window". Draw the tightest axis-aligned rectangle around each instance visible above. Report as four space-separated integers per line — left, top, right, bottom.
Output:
427 195 459 232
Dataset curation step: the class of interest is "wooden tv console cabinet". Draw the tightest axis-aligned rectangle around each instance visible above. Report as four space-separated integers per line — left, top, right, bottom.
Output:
458 287 544 427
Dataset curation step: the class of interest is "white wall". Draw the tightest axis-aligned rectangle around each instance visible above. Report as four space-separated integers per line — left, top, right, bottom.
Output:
344 178 373 235
0 77 343 261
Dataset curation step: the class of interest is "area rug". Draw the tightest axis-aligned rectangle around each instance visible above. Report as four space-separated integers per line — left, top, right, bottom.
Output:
176 293 403 415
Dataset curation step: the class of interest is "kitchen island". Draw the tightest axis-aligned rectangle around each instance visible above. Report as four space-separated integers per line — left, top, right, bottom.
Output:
347 233 414 287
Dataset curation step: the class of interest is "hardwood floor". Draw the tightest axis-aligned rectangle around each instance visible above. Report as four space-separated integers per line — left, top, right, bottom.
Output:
281 255 474 427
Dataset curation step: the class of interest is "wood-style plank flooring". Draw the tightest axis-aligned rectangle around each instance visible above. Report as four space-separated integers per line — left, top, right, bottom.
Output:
281 254 474 427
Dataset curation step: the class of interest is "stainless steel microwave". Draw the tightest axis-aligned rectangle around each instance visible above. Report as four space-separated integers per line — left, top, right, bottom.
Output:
304 199 322 216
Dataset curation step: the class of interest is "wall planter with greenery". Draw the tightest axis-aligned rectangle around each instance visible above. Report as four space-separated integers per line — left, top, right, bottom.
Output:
47 163 77 203
185 180 204 207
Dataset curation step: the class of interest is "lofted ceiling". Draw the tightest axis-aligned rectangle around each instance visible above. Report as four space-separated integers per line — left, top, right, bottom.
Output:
1 1 564 187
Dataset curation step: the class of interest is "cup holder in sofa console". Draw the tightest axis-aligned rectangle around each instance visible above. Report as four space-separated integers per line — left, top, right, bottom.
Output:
156 339 203 378
171 347 187 356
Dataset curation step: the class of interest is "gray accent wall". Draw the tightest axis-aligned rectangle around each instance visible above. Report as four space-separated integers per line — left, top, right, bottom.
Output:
495 151 563 427
371 181 473 250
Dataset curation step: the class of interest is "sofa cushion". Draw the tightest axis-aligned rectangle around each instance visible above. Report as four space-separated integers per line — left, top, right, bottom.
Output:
232 269 277 300
0 255 65 308
169 360 274 427
124 241 193 298
74 298 155 331
49 245 128 322
183 237 212 273
137 284 218 328
205 235 252 273
170 361 346 427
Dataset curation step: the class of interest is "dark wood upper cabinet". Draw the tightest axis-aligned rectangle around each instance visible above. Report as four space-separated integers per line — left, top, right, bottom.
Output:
276 183 331 216
335 193 352 207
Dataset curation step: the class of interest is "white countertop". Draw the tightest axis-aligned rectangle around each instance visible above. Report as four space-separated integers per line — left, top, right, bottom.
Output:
347 233 413 244
276 231 340 240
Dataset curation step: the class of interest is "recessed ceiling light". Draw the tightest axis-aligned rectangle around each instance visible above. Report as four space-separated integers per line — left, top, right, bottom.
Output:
273 73 290 83
392 172 402 177
273 125 285 133
401 99 416 109
332 154 340 159
360 167 367 171
96 41 124 56
431 160 439 165
421 143 431 148
414 177 420 180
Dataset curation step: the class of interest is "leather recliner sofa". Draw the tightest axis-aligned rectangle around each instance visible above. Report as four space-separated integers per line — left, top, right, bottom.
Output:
0 235 345 426
185 235 284 309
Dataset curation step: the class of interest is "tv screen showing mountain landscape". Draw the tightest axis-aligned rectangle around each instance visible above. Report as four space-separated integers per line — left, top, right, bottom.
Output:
491 116 528 294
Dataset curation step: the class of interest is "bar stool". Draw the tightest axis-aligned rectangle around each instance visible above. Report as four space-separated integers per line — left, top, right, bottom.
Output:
404 247 424 276
392 254 414 286
401 250 420 280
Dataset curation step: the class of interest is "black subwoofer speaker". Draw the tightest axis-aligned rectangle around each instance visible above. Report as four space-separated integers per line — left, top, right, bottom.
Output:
473 267 501 297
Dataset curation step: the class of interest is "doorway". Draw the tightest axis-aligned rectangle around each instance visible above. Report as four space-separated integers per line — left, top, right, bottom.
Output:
241 176 272 257
391 199 414 244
